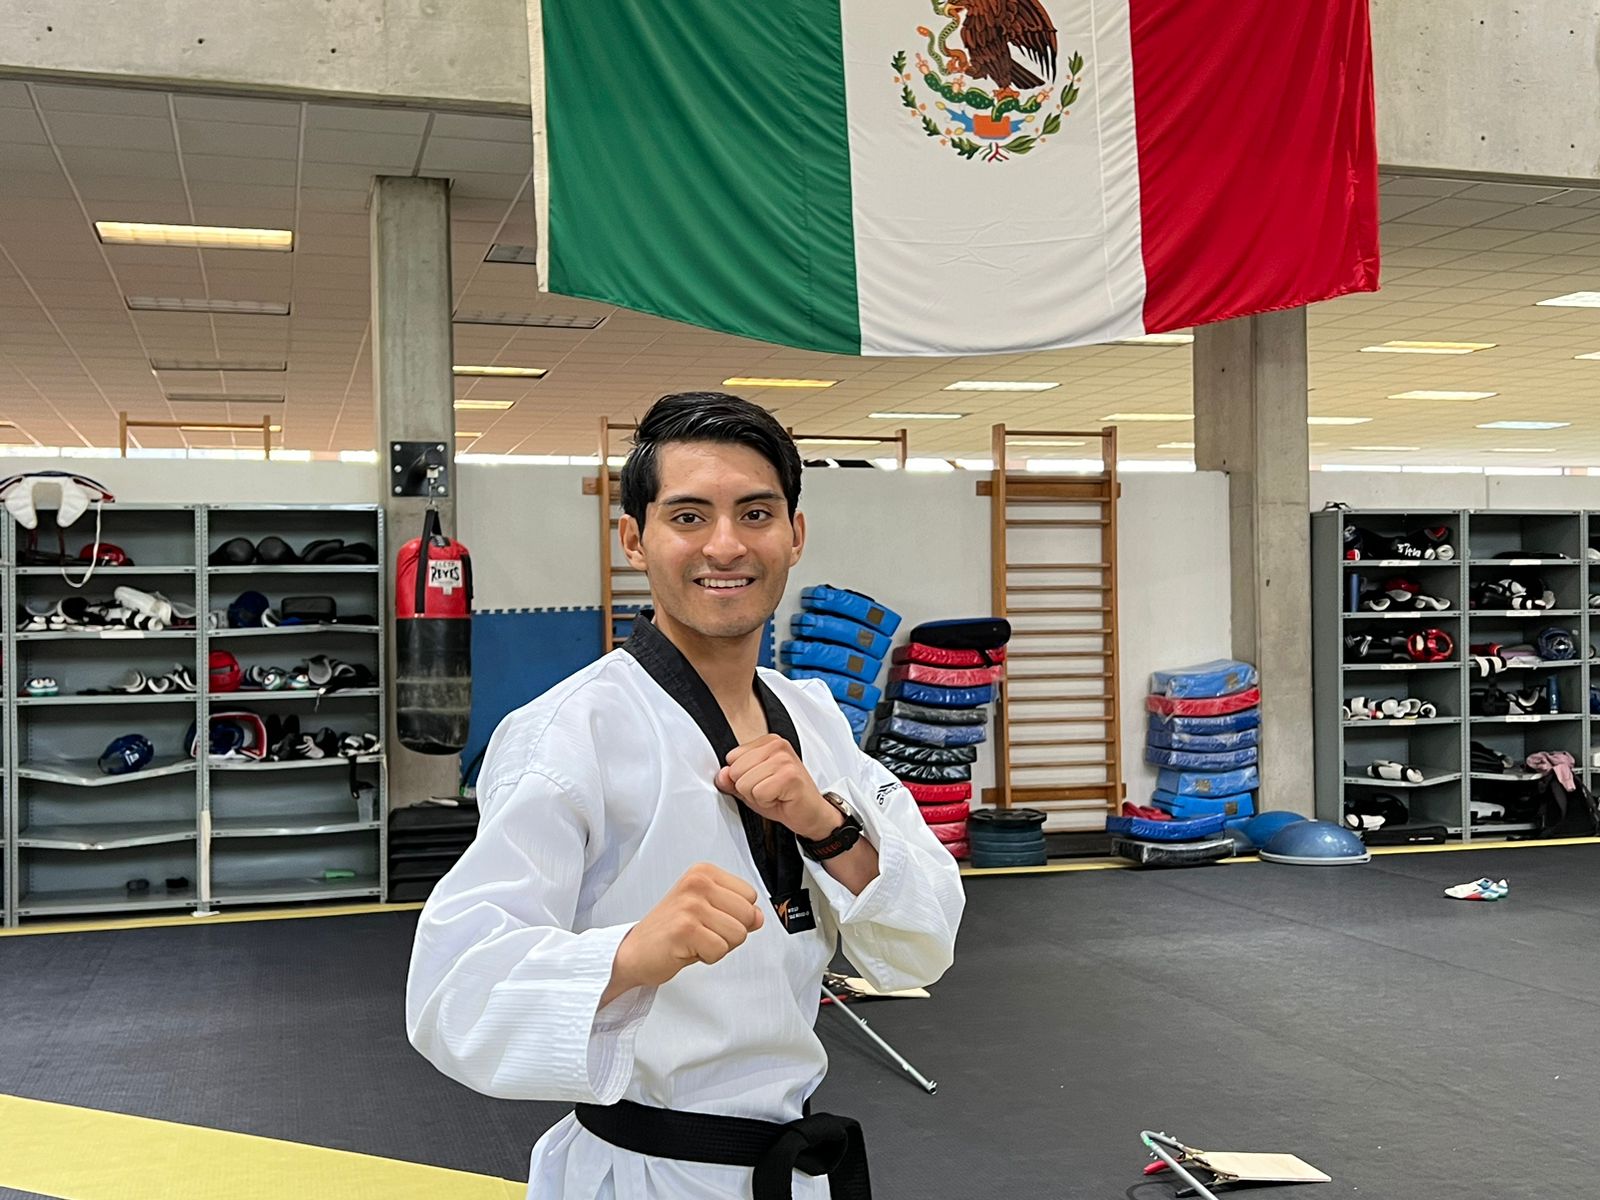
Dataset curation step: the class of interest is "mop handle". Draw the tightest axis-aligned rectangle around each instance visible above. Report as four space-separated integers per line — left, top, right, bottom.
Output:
820 985 938 1095
1140 1131 1221 1200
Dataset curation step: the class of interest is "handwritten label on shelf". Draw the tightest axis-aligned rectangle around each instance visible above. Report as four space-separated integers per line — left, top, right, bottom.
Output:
99 631 144 639
1379 664 1415 671
1389 718 1417 726
1506 714 1540 723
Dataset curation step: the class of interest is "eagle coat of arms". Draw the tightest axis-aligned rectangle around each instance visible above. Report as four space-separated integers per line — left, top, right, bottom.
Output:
893 0 1085 162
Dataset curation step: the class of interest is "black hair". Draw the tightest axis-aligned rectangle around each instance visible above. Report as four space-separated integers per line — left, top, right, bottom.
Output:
619 391 802 527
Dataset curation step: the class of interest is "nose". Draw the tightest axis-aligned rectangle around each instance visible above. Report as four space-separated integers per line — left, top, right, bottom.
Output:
703 514 749 565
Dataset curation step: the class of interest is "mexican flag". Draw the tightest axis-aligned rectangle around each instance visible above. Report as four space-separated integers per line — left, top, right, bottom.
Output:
527 1 1378 357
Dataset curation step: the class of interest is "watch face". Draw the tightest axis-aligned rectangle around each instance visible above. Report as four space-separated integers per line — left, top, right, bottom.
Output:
826 791 856 820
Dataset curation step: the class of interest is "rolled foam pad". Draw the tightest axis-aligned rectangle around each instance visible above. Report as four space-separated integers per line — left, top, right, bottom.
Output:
1146 688 1262 717
878 715 986 747
904 781 972 804
1151 790 1256 821
878 757 972 783
1144 745 1259 771
927 819 968 845
917 800 971 824
906 618 1011 652
1149 659 1260 699
869 735 977 764
779 639 883 683
1105 813 1228 842
782 668 882 711
887 662 1001 688
887 679 996 708
878 699 988 726
799 585 903 634
1111 835 1233 868
893 643 1008 668
839 702 871 738
790 612 892 659
946 840 970 859
1156 765 1260 798
1145 727 1259 753
1146 708 1261 735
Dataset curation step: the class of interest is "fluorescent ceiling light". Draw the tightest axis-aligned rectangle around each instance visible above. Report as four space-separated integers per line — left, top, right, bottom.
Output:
1477 420 1570 430
1360 341 1496 355
1321 464 1403 473
455 431 483 440
483 244 538 265
1387 390 1497 401
1011 438 1087 447
904 458 956 472
955 458 995 471
96 221 293 251
724 377 838 389
1101 412 1193 422
944 380 1059 392
1025 458 1102 473
454 311 606 328
1350 444 1421 452
150 358 286 372
1158 441 1196 450
126 296 289 315
1574 352 1600 361
165 392 284 404
1120 460 1197 473
868 411 964 420
1537 291 1600 307
796 437 879 446
1489 446 1556 453
452 365 548 378
1486 465 1563 476
453 399 517 411
339 450 379 464
1403 465 1482 475
1111 332 1194 346
1307 416 1373 426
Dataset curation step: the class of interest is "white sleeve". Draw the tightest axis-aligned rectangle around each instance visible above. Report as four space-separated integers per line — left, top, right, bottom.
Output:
404 765 656 1103
802 749 966 993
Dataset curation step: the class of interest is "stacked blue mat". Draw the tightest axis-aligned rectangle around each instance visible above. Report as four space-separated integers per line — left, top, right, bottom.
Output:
779 585 902 742
1145 659 1261 823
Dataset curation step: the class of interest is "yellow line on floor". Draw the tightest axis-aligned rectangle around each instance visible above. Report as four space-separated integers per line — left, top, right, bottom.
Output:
0 1093 523 1200
0 901 423 939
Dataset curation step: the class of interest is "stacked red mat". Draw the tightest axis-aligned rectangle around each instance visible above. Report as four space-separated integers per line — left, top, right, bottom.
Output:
885 642 1007 860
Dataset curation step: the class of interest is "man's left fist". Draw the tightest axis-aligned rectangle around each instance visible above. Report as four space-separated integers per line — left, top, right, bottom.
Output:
715 735 843 841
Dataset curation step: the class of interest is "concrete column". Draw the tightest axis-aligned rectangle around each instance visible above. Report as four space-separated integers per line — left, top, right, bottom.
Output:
1193 308 1314 816
372 175 460 808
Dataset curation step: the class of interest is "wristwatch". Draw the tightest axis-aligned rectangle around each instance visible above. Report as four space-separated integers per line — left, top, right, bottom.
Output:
798 792 865 861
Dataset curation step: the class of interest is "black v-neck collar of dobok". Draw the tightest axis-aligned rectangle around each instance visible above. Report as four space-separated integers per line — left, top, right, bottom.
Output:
622 610 806 916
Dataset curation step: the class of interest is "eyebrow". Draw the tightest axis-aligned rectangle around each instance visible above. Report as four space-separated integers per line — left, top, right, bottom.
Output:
659 490 783 507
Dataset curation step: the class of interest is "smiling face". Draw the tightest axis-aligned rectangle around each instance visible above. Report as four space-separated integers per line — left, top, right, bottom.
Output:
619 440 805 644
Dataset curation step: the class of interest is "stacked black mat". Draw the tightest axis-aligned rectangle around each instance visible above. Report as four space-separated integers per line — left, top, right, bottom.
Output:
387 802 479 902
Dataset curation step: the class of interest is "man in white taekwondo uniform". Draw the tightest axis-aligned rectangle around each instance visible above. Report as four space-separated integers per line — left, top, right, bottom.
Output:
406 392 965 1199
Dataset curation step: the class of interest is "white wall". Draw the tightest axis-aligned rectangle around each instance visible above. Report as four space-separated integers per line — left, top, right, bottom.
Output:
20 458 1233 811
1310 470 1600 512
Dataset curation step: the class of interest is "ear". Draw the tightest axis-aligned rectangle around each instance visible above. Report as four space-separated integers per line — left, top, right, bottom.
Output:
788 510 806 567
619 512 647 572
1 476 38 530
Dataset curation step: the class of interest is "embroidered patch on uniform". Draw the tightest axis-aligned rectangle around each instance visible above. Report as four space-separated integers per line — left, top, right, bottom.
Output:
875 782 899 807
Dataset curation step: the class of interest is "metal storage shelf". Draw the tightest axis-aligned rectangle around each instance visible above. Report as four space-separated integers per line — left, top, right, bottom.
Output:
1314 507 1599 843
3 503 388 925
209 625 381 638
1342 771 1462 788
17 822 199 851
17 693 198 707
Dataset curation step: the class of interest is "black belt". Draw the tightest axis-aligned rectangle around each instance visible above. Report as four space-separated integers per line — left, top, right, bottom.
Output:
574 1099 871 1199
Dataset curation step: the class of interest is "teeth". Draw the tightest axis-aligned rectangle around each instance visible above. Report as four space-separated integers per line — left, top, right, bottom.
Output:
699 579 751 589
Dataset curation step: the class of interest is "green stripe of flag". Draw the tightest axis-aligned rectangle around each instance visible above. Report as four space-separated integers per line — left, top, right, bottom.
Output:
542 1 860 354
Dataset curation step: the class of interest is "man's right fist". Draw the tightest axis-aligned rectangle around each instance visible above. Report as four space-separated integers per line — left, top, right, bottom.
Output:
609 864 765 997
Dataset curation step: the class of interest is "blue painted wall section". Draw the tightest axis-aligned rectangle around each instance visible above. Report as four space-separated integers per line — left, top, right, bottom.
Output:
465 608 777 786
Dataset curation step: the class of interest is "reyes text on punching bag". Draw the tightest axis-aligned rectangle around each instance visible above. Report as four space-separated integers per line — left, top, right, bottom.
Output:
395 509 472 754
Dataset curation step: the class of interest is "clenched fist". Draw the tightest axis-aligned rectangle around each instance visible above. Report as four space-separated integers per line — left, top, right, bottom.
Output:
714 734 843 842
608 864 764 998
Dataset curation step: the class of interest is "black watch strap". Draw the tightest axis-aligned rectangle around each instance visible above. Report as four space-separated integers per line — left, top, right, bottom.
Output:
799 812 864 861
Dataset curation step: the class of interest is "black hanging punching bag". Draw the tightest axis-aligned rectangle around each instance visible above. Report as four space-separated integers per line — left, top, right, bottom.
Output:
395 509 472 753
